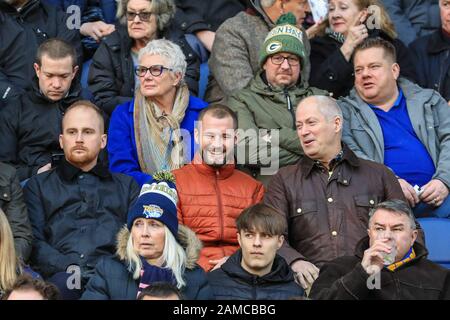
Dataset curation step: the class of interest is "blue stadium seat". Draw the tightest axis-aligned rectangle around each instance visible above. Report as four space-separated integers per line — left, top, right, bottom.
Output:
417 218 450 269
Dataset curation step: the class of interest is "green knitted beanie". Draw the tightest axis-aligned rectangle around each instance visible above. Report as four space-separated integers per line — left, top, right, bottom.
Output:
259 12 306 67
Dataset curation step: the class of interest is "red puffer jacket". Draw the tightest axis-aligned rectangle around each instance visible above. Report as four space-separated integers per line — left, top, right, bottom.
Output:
173 157 264 271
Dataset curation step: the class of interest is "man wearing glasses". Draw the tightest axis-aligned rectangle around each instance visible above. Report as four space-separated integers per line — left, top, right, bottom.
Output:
228 13 328 185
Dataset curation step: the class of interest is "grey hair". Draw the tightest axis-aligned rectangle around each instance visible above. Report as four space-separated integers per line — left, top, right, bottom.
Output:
126 225 187 289
368 199 417 230
138 38 187 81
116 0 176 31
297 95 343 121
260 0 277 7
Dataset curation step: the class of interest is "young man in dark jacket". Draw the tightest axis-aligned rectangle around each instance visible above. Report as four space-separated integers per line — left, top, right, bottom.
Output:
0 162 33 262
310 200 450 300
24 100 139 299
0 0 82 87
208 203 304 300
0 39 82 181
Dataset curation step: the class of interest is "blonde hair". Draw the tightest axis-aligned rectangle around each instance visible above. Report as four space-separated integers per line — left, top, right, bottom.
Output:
318 0 397 39
0 208 20 293
125 226 187 289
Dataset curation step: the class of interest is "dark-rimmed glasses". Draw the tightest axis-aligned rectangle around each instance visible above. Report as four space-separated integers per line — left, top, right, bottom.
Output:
126 11 153 22
135 65 174 77
270 54 300 66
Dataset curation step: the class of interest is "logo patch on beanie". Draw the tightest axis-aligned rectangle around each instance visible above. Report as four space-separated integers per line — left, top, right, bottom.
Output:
267 41 282 54
142 205 163 219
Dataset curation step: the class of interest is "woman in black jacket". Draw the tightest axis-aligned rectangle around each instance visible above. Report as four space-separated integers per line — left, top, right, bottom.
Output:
309 0 417 99
88 0 200 115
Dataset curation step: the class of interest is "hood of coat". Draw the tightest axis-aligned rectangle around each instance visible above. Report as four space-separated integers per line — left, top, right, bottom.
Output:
221 249 297 284
116 224 203 270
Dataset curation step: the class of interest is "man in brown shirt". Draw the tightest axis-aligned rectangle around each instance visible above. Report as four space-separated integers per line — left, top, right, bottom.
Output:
264 95 405 291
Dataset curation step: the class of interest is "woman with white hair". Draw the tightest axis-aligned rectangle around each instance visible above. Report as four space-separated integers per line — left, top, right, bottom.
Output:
88 0 200 114
81 173 212 300
107 38 207 186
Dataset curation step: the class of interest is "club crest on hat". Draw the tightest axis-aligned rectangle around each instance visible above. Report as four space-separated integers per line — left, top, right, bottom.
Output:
267 41 282 54
142 204 164 219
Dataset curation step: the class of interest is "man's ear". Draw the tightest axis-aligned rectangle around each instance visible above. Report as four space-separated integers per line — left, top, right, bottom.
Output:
392 63 400 81
194 127 200 145
72 65 79 79
237 232 242 247
59 134 64 150
334 116 342 133
277 235 284 250
411 229 418 247
100 134 107 150
33 63 40 78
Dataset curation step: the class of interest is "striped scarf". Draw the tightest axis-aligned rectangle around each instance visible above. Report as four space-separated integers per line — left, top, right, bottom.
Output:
386 247 416 271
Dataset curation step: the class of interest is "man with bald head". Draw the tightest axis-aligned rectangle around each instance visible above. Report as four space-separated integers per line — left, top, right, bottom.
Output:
24 101 139 299
264 95 405 293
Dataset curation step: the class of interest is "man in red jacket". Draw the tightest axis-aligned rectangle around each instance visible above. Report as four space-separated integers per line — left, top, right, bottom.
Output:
172 104 265 271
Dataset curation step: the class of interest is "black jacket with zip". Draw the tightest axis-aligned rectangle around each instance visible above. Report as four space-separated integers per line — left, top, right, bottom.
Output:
208 249 304 300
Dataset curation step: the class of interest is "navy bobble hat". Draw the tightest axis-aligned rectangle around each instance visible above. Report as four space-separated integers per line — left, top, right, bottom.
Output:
127 172 178 237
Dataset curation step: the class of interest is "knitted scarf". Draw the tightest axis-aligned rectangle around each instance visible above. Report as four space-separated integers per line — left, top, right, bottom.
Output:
137 256 177 298
386 247 416 272
134 84 190 174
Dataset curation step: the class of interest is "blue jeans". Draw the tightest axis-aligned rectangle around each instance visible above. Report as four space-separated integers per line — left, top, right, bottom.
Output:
413 196 450 218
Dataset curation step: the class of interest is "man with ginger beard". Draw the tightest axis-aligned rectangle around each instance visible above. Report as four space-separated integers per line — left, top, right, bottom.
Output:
24 101 139 299
172 104 265 272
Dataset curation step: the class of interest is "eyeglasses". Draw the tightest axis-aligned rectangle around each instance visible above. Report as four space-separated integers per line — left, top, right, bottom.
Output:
270 55 300 66
126 11 153 22
135 65 174 77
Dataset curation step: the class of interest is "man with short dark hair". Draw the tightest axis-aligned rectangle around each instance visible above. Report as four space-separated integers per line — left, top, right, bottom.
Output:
264 94 405 291
0 39 82 181
24 101 139 299
340 37 450 218
173 104 265 272
310 199 450 300
207 203 304 300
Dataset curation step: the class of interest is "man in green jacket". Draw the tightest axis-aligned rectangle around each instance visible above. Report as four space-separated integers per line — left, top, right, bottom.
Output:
228 13 327 185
